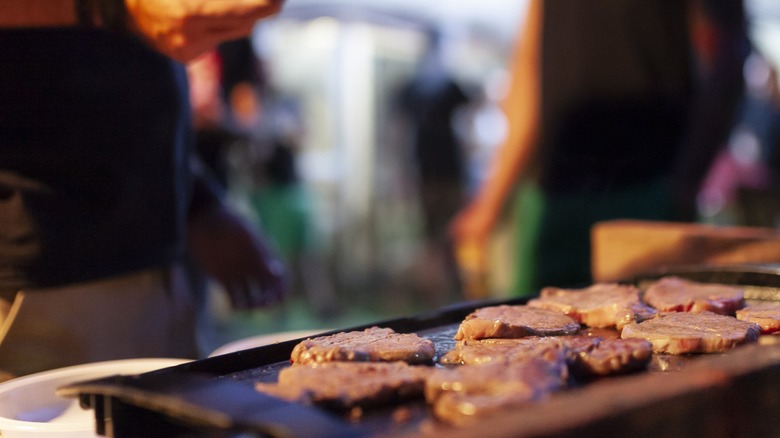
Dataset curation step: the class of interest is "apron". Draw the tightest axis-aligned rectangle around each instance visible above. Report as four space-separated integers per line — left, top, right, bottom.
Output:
0 265 200 377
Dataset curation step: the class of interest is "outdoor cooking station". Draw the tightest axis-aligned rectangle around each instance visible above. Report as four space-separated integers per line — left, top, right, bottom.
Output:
60 265 780 438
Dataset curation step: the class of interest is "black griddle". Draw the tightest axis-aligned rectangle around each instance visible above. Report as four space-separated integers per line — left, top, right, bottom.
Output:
58 264 780 437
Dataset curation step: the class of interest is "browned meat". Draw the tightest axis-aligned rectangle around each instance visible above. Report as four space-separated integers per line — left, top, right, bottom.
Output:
440 336 598 366
620 311 761 354
441 335 649 378
255 361 434 411
528 283 657 330
290 327 435 365
736 302 780 334
430 391 537 427
569 338 653 377
425 353 569 425
441 337 563 365
453 305 581 341
642 276 745 315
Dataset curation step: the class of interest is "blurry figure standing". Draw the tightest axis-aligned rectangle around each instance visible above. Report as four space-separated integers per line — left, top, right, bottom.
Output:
244 56 339 319
451 0 749 297
395 29 475 306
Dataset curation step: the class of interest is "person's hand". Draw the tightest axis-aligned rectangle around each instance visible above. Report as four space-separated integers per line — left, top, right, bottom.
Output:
124 0 284 62
449 195 502 250
448 200 499 299
187 203 286 309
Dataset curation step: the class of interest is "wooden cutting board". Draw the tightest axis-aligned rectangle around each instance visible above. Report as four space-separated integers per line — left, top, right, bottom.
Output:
591 220 780 282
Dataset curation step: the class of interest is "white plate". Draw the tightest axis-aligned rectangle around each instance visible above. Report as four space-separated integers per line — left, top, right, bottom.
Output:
0 358 190 438
209 329 330 357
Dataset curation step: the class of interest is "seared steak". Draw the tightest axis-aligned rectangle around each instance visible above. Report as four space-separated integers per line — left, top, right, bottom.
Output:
441 337 568 365
620 311 761 354
425 353 568 425
255 361 433 411
569 338 653 377
442 335 650 378
528 283 656 330
441 336 598 366
454 305 580 341
642 276 745 315
736 302 780 334
430 391 539 427
290 327 435 365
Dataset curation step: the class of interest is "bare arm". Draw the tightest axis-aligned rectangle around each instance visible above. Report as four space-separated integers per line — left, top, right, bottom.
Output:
448 0 542 298
0 0 77 27
450 0 542 248
0 0 284 62
125 0 283 62
187 156 286 309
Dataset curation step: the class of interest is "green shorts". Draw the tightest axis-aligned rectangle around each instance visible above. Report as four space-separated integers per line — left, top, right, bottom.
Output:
510 178 675 297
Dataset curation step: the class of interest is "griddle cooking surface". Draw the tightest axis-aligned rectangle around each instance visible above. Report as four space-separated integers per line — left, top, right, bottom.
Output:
59 264 780 438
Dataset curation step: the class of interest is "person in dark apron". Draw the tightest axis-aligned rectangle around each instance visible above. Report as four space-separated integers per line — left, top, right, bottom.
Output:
0 0 286 377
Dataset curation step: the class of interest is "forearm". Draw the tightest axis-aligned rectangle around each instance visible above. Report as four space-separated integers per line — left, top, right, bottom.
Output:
2 0 285 62
0 0 77 27
472 0 541 218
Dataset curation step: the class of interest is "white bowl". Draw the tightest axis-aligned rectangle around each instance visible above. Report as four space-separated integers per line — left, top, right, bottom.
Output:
0 358 190 438
209 329 330 357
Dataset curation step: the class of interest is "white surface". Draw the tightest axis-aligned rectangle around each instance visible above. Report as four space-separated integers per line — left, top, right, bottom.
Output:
209 329 330 357
0 358 190 438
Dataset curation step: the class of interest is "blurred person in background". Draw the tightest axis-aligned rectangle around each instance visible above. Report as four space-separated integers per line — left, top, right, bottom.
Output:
451 0 749 297
699 51 780 227
394 28 475 306
188 49 235 187
244 53 339 320
189 37 338 324
0 0 286 378
189 37 264 187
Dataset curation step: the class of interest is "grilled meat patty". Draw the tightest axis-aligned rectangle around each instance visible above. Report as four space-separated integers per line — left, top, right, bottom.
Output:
425 351 569 425
736 302 780 334
264 279 764 426
569 338 653 377
621 311 761 354
255 361 434 411
440 336 596 366
442 335 651 378
290 327 436 365
454 305 581 341
642 276 745 315
528 283 657 330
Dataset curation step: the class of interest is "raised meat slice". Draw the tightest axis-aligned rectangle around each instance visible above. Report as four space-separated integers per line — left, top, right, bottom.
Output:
440 336 598 366
453 305 580 341
642 276 745 315
569 338 653 377
528 283 656 330
425 352 568 425
442 335 650 378
736 302 780 334
255 361 433 411
620 311 761 354
290 327 435 365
